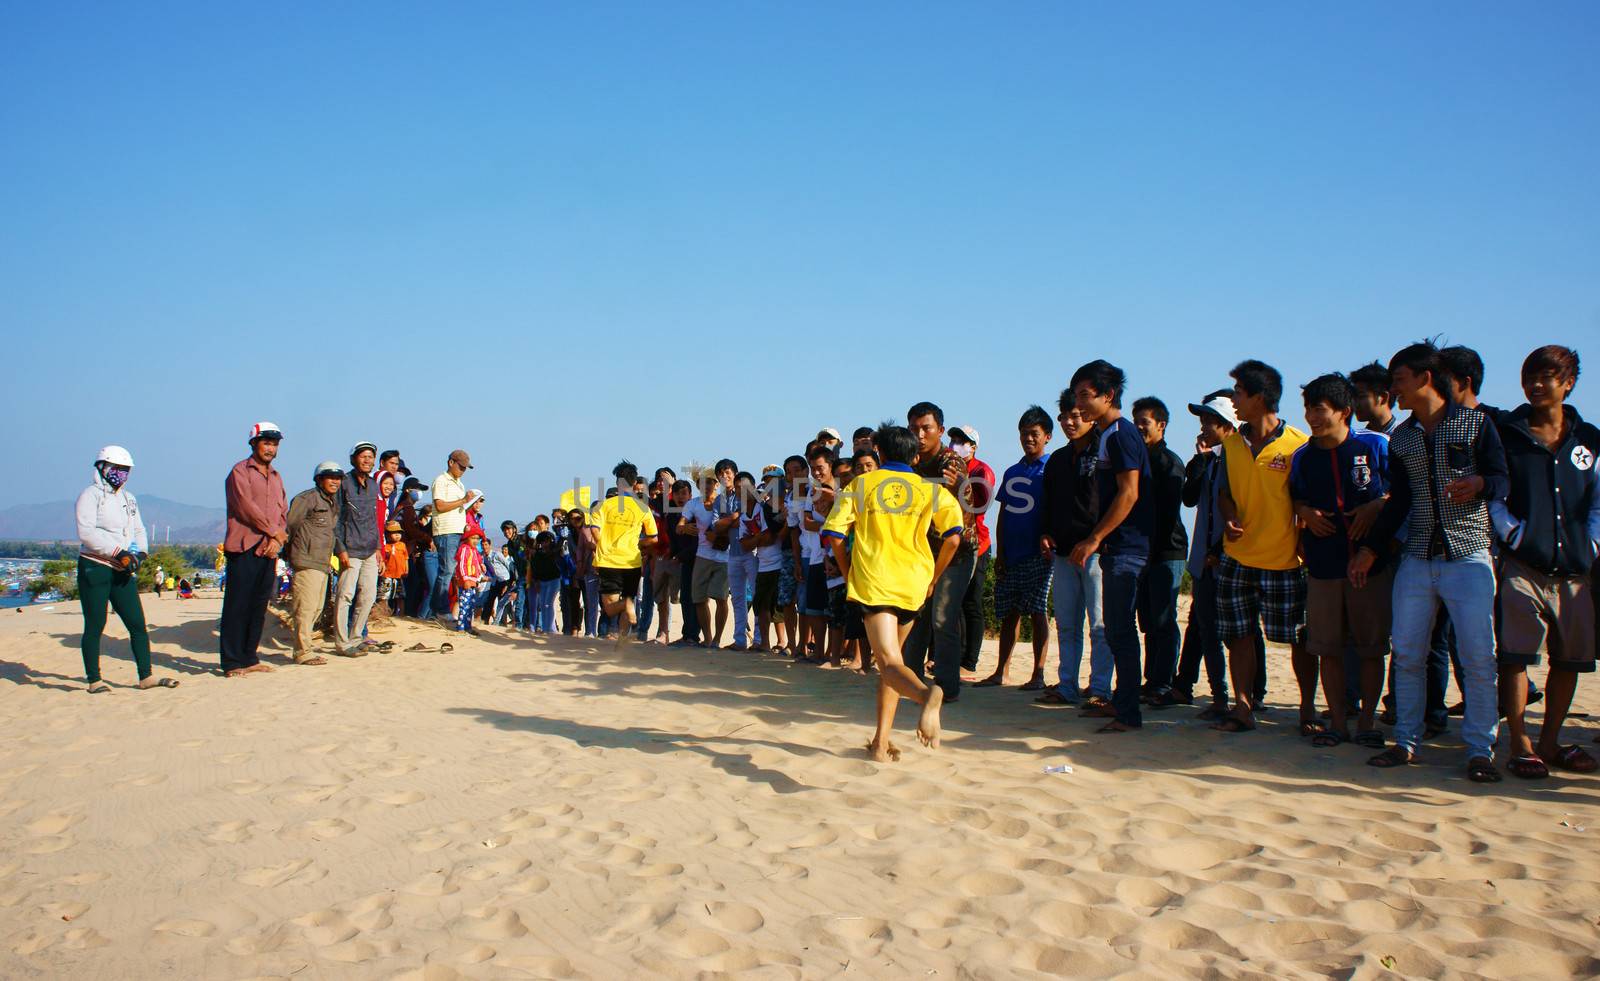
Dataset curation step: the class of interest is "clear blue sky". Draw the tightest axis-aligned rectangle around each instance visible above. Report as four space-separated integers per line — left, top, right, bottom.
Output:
3 2 1596 524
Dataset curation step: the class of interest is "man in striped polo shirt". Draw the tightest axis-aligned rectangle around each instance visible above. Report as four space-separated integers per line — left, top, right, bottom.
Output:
1353 341 1509 782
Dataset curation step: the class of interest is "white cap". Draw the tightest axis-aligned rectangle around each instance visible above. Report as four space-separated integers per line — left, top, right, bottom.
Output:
249 421 284 442
948 424 980 446
819 427 842 442
1187 395 1240 429
95 445 134 468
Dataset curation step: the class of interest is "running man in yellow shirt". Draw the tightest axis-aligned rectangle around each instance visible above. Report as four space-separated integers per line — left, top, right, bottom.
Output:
823 425 965 762
594 461 658 647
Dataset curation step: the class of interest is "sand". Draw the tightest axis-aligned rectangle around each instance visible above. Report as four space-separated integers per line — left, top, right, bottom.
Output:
1 591 1598 979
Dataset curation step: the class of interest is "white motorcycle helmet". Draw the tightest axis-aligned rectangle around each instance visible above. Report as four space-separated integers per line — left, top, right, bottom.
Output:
96 445 135 468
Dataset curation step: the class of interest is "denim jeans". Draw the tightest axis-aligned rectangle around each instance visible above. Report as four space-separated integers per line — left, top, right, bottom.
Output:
635 567 655 638
1138 558 1185 693
961 551 990 671
1175 566 1233 702
430 533 461 617
1390 552 1499 761
1101 551 1147 726
904 546 979 698
415 548 439 619
728 550 756 646
1051 552 1109 700
583 574 601 636
532 579 560 632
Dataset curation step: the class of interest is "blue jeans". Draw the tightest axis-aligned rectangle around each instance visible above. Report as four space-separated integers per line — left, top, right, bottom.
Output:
1051 552 1108 700
532 579 560 632
417 547 440 619
1138 559 1185 693
583 574 600 636
1390 552 1499 761
1175 566 1233 702
728 551 756 646
430 534 461 617
1101 551 1147 726
635 568 655 638
519 582 535 629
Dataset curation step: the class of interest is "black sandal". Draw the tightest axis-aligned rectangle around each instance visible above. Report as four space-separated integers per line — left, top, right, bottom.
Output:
1033 690 1074 706
1367 746 1415 768
1211 716 1255 733
1467 757 1502 783
1311 729 1349 748
1353 729 1385 749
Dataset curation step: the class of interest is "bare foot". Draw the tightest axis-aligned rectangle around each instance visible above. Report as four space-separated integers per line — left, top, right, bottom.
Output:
615 628 634 648
973 674 1004 688
917 687 945 749
865 739 902 763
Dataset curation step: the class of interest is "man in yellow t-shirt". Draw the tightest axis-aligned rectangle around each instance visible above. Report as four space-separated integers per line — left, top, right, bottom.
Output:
595 461 659 647
1214 360 1314 734
823 425 965 763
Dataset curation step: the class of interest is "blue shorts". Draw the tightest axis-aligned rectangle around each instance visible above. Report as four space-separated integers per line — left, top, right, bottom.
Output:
800 561 829 617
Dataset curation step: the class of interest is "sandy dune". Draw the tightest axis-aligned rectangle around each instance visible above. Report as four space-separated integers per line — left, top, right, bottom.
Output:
1 592 1597 979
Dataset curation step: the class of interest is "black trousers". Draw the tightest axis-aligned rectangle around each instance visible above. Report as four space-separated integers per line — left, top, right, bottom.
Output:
678 554 701 643
220 550 275 671
960 551 990 671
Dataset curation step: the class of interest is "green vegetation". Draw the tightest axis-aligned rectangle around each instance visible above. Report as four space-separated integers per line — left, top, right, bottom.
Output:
28 559 79 601
139 546 196 590
0 540 215 569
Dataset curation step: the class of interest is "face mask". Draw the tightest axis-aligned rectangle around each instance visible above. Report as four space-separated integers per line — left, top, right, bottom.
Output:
99 463 130 489
951 443 973 460
408 489 420 502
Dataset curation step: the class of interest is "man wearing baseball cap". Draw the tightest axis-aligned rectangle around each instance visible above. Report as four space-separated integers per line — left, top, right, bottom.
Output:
221 422 289 677
429 449 474 623
285 461 343 664
333 441 383 654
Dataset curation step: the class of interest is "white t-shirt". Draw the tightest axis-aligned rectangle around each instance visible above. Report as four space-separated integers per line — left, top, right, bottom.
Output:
681 497 728 564
748 508 784 573
430 472 468 535
787 496 824 565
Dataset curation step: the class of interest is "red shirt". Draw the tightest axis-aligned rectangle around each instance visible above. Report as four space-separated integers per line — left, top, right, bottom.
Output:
967 457 997 555
224 457 288 555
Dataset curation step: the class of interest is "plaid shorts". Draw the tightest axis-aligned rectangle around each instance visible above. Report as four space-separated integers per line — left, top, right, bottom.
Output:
994 552 1054 618
1216 555 1306 645
775 552 797 608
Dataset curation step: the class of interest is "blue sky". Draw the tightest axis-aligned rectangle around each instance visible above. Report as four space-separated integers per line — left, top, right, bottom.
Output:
3 2 1596 524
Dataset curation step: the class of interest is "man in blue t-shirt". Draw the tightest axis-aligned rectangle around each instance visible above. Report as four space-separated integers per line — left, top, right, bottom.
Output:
1067 360 1153 732
1288 373 1391 749
978 406 1054 690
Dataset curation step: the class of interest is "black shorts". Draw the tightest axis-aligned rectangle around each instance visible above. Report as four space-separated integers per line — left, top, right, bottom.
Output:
597 566 642 599
853 602 918 625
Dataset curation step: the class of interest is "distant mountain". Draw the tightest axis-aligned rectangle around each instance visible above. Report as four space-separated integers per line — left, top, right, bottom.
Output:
0 495 226 544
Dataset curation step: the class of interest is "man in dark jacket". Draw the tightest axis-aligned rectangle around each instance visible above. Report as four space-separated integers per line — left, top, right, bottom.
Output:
1492 345 1600 778
333 441 383 655
285 461 342 664
1131 397 1190 701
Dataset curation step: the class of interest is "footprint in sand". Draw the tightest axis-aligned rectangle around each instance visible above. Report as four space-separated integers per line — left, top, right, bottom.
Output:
451 905 529 941
40 900 91 920
957 871 1024 898
237 858 326 887
377 790 426 806
175 739 206 749
25 812 84 836
406 831 453 854
456 857 531 882
281 817 354 842
216 752 253 765
291 909 358 946
56 871 110 887
400 871 460 897
504 874 551 896
153 918 217 938
203 820 257 844
704 901 765 934
114 772 168 789
23 835 73 855
225 778 267 796
0 799 30 818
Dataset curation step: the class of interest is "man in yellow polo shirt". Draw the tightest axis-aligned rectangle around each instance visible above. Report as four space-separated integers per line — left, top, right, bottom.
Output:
594 461 658 647
823 425 965 763
1214 360 1313 734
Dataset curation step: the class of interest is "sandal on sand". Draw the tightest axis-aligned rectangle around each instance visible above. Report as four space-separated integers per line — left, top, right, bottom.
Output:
973 676 1004 688
1033 690 1074 706
1549 745 1596 773
1149 690 1191 709
1367 746 1415 768
294 656 327 666
1311 729 1349 748
1081 694 1111 710
87 681 111 694
1211 717 1255 733
1506 754 1549 779
140 677 181 687
334 648 368 658
1081 703 1118 719
405 643 430 652
1298 719 1322 738
1467 757 1502 784
375 641 396 652
1019 679 1046 692
1197 704 1230 722
1353 729 1386 749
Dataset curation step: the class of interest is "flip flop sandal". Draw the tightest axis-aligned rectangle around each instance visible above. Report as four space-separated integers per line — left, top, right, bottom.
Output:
375 641 396 652
972 677 1004 688
87 681 111 694
1148 690 1191 708
1467 757 1503 783
1298 719 1322 738
1311 729 1349 748
1366 746 1415 768
1506 754 1549 779
1081 704 1118 719
1081 695 1111 709
1550 745 1597 773
438 642 454 655
1211 716 1255 733
1018 679 1046 692
1353 730 1386 749
294 656 328 666
144 677 181 687
1033 690 1074 706
335 649 368 658
405 644 430 652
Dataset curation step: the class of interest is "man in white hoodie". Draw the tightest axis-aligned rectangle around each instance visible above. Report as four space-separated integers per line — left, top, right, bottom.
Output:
75 445 177 692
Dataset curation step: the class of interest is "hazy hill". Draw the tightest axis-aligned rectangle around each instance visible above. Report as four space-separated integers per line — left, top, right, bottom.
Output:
0 496 226 544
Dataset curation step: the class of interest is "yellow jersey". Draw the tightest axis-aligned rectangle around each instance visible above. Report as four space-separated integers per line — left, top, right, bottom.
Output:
821 463 964 611
592 494 658 570
1222 422 1309 571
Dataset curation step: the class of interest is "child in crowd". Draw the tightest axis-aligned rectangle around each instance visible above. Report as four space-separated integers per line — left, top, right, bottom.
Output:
380 520 409 615
797 446 837 662
981 405 1055 689
453 530 487 635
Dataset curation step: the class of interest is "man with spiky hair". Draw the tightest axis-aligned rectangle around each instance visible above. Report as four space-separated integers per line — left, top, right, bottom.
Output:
593 460 658 647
